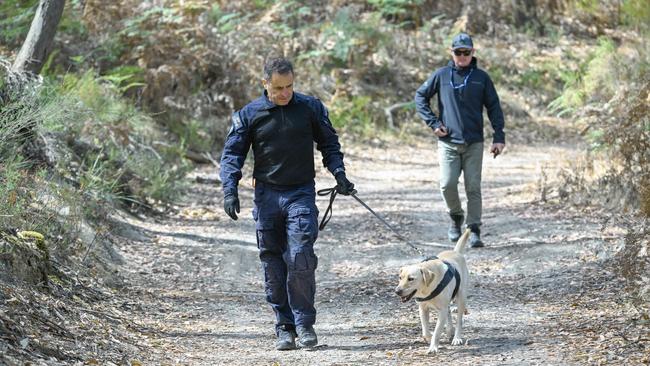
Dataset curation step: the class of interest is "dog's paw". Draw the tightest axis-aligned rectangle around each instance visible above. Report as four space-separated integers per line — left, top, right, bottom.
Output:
451 337 463 346
426 345 439 354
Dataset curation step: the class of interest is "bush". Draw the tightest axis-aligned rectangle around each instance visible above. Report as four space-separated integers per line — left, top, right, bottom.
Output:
44 71 190 207
549 37 618 116
0 0 38 48
329 95 381 136
367 0 424 27
549 27 649 216
299 9 387 70
1 62 189 210
0 156 30 225
619 222 650 308
620 0 650 29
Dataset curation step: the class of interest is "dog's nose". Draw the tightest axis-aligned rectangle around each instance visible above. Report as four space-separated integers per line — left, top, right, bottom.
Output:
394 288 402 295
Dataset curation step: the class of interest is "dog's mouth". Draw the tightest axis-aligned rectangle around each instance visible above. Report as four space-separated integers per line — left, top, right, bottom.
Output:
399 290 416 303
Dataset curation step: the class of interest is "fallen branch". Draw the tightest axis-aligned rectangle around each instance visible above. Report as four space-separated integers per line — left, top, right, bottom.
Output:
184 149 219 166
383 102 413 130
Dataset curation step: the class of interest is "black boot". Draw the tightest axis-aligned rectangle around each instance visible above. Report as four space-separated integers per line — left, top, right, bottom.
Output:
296 325 318 347
468 224 484 248
276 325 297 350
448 214 464 242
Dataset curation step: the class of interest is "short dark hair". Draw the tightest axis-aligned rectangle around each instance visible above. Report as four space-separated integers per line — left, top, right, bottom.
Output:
263 57 293 82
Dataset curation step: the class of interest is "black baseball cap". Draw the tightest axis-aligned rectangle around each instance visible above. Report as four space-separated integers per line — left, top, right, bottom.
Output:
451 33 473 49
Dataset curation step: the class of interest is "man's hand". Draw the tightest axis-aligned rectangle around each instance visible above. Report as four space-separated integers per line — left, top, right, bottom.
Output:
223 194 240 220
490 143 505 158
433 125 448 137
335 172 356 195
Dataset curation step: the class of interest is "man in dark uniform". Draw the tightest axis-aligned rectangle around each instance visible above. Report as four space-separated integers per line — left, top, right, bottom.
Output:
219 57 355 350
415 32 505 248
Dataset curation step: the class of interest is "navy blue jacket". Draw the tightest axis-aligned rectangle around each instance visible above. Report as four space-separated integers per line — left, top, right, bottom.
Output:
220 91 345 197
415 58 505 144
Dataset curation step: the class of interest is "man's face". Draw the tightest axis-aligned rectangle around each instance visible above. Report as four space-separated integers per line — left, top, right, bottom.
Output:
451 48 474 68
263 72 294 106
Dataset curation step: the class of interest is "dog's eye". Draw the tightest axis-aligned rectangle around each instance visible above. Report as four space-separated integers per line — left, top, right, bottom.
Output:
407 277 414 281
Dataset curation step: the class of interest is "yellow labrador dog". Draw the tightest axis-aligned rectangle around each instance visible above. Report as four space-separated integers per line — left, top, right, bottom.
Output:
395 229 470 354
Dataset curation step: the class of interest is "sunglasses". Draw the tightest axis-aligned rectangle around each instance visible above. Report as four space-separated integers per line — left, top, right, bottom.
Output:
453 49 472 56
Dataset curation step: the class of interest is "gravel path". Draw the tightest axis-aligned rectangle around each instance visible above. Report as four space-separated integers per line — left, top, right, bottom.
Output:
109 137 642 366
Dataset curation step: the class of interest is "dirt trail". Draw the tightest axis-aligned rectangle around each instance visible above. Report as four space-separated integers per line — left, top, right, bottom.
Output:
110 137 637 365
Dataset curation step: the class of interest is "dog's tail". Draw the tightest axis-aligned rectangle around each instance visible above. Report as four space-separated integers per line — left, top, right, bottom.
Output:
454 228 471 253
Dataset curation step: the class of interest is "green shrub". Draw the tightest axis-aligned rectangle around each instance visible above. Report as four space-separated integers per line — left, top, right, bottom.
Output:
168 118 215 154
59 1 88 40
581 38 617 101
0 156 29 225
100 65 146 95
0 0 38 47
367 0 423 17
209 5 244 33
552 32 649 216
329 95 379 136
40 71 189 206
549 37 618 116
299 9 387 69
621 0 650 29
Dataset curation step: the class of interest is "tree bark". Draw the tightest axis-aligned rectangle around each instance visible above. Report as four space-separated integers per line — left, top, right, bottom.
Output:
12 0 66 74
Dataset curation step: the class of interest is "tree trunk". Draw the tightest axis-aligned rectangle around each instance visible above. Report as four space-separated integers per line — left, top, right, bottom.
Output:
12 0 66 74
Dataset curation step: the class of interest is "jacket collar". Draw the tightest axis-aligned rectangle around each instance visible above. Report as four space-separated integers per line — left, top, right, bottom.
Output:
261 90 297 110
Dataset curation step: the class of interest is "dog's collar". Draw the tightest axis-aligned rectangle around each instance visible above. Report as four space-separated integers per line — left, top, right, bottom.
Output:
415 261 461 302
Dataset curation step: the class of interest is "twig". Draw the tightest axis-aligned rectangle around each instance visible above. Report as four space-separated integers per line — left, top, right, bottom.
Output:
77 307 124 323
384 102 412 130
201 151 219 168
81 231 102 264
129 136 162 161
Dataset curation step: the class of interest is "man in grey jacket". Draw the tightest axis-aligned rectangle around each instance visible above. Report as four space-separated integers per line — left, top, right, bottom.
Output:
415 32 505 247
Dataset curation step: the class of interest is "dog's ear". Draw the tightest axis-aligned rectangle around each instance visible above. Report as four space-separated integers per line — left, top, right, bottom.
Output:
421 268 435 286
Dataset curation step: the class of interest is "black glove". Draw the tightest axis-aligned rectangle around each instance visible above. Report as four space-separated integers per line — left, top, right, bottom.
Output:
335 172 356 195
223 194 240 220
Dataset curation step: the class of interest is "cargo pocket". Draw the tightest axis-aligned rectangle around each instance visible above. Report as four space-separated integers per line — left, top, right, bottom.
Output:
288 207 318 244
287 207 318 272
255 218 275 250
293 250 318 271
